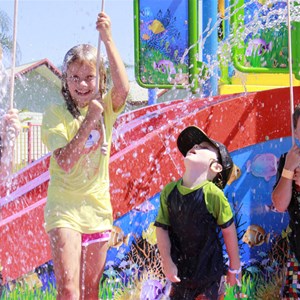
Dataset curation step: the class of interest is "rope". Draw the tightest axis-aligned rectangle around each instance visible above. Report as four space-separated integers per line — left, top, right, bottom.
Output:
95 0 105 91
9 0 18 110
95 0 108 155
287 0 295 145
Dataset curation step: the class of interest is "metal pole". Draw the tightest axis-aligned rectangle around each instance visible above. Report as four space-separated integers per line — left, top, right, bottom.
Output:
202 0 218 96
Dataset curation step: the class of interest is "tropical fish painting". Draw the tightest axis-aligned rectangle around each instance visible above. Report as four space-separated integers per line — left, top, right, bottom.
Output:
142 222 157 246
142 33 151 41
257 0 274 8
148 19 166 34
242 225 270 248
141 6 152 18
227 164 241 185
245 38 272 57
257 0 267 5
108 226 130 249
140 20 154 41
140 279 163 300
246 153 278 181
153 60 176 75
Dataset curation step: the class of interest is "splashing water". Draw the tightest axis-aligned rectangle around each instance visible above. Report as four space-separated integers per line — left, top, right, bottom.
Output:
0 59 9 108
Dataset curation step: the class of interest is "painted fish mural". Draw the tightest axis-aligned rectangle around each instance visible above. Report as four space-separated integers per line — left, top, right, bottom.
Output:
140 279 163 300
148 19 166 35
141 19 166 41
257 0 274 8
245 38 272 57
142 222 157 246
227 164 242 185
108 226 130 249
246 153 278 181
139 7 189 65
242 225 270 248
153 60 176 75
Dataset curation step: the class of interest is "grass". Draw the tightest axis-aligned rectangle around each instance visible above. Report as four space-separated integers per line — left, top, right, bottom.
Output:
1 267 284 300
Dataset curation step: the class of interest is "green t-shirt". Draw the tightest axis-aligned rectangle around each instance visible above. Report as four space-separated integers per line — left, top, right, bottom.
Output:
156 179 233 227
41 90 123 233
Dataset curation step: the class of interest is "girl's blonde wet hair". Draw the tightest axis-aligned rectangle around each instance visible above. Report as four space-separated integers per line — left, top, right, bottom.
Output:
61 44 107 119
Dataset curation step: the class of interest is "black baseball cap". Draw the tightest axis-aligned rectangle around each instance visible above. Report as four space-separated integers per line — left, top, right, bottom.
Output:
177 126 233 189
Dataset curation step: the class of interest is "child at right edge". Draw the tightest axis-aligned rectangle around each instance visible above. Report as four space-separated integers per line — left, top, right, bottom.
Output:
154 126 241 300
272 104 300 299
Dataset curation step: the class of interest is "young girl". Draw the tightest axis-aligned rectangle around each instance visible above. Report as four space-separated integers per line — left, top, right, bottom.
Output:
41 12 129 300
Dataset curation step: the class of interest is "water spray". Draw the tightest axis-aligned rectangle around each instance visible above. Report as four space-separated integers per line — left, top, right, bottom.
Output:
95 0 108 155
9 0 18 111
3 0 19 176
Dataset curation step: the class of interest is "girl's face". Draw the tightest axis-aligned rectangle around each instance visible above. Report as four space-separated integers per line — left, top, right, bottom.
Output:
66 60 97 108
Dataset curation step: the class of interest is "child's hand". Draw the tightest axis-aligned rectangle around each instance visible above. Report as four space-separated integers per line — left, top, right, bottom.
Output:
89 99 104 114
285 145 300 171
86 96 104 125
96 12 112 43
226 269 241 287
162 260 181 283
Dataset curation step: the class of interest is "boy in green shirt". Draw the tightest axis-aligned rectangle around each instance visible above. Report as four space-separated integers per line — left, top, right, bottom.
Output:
155 126 241 300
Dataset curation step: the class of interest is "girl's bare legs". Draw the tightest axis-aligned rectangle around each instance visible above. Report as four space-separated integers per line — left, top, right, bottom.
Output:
80 241 108 300
49 228 82 300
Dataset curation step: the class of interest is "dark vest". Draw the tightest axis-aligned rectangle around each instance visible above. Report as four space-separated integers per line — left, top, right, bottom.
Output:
167 186 224 289
288 189 300 261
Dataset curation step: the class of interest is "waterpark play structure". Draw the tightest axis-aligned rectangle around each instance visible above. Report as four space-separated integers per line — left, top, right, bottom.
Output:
1 0 300 296
1 86 298 282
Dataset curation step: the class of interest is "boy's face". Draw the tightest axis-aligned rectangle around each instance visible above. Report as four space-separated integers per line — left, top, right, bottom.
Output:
184 141 219 167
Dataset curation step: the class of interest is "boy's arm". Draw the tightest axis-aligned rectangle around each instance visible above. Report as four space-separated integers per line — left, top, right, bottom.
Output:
221 222 241 286
272 174 293 212
272 147 300 212
156 226 180 283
